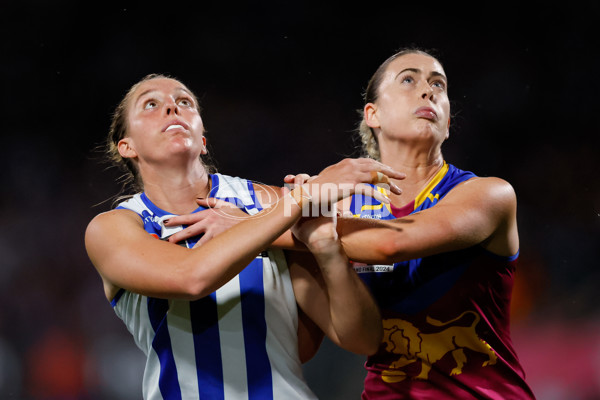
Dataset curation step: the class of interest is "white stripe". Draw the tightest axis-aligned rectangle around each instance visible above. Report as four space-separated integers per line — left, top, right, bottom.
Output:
215 175 258 215
139 298 164 400
143 350 164 400
118 194 146 214
263 250 318 400
168 300 200 399
216 275 249 400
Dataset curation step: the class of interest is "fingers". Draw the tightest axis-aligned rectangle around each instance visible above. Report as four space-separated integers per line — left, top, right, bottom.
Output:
354 183 391 204
370 170 390 185
369 171 402 195
360 158 406 181
284 173 312 187
284 174 296 184
362 159 403 195
164 213 206 226
192 234 212 248
290 158 405 208
195 198 237 209
167 223 207 243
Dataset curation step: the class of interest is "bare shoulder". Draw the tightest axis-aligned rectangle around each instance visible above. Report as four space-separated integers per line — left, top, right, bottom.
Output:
449 176 517 211
452 176 519 255
85 209 143 300
84 208 144 260
86 208 141 240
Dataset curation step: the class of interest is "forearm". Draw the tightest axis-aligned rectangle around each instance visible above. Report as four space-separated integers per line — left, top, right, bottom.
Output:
312 245 382 355
187 194 304 297
334 217 404 264
270 230 308 251
336 216 440 264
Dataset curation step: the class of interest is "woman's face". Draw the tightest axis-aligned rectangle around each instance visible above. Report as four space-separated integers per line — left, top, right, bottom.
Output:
119 77 206 164
366 53 450 146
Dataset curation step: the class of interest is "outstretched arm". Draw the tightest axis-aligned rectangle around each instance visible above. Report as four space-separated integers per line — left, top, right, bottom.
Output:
163 184 307 250
85 189 304 302
337 176 519 264
289 214 382 356
161 161 404 249
85 158 405 302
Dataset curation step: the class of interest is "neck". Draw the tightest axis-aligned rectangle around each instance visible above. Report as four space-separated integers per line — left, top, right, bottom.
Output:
378 139 445 207
139 160 211 214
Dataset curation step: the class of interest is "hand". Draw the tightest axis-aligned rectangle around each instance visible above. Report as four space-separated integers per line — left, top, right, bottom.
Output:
292 216 341 255
164 198 251 248
299 158 405 206
280 173 316 198
283 173 315 187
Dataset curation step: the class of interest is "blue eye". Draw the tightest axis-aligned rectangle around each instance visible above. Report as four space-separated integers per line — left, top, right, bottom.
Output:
432 80 446 90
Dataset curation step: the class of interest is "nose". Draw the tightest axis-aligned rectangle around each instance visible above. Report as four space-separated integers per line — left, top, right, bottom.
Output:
420 81 434 100
165 100 180 116
421 86 434 100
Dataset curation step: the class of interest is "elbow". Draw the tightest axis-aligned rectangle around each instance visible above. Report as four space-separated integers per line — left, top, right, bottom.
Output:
342 322 383 356
173 269 214 301
182 282 211 301
349 334 382 356
363 323 383 356
373 238 407 264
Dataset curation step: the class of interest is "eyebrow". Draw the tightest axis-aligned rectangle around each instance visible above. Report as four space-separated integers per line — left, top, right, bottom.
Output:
396 68 447 82
134 87 194 106
134 89 155 106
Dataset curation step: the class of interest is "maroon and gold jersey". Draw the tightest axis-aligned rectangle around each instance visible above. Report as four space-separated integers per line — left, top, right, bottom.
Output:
350 162 535 399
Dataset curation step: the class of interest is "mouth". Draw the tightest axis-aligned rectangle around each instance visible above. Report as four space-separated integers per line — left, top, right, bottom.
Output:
162 120 190 132
414 107 438 121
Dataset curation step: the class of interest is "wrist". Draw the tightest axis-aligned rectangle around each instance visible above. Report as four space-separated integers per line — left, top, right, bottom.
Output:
289 185 312 208
306 237 343 256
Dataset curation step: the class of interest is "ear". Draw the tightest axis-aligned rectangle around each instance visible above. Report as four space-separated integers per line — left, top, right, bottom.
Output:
445 117 450 140
118 138 138 159
200 136 208 155
364 103 380 129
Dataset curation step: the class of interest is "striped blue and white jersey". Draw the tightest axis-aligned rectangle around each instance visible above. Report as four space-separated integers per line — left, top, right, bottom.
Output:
112 173 317 400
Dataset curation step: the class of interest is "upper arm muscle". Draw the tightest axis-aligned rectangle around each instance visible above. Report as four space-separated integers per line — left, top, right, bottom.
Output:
85 209 196 299
339 177 518 263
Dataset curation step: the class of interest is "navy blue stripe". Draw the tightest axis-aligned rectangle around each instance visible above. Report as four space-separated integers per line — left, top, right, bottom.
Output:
246 180 263 212
147 298 182 400
190 293 225 399
208 174 220 197
110 288 125 307
240 257 273 400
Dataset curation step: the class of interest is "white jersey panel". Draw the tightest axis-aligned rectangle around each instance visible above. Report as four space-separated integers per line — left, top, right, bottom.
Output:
216 275 249 400
264 250 318 400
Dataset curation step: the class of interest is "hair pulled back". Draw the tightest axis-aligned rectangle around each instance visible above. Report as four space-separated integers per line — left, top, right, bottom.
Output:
357 48 440 160
105 73 214 196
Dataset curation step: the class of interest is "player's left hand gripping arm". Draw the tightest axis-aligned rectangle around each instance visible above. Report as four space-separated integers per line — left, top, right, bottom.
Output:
288 213 382 356
163 183 306 250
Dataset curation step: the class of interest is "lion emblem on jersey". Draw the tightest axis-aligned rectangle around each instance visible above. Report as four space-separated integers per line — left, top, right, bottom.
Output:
380 311 497 383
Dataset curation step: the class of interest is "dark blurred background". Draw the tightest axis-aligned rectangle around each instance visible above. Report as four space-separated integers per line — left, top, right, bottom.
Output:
1 2 598 399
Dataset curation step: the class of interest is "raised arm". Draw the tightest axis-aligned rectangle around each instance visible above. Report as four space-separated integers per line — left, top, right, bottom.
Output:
85 190 303 302
162 159 404 249
85 157 405 302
